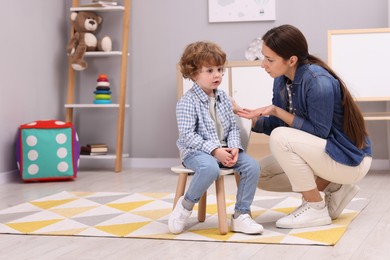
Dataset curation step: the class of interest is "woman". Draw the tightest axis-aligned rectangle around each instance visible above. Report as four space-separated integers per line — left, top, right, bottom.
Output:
236 24 372 229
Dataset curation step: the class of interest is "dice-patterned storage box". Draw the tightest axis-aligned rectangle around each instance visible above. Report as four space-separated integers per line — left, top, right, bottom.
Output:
16 120 80 181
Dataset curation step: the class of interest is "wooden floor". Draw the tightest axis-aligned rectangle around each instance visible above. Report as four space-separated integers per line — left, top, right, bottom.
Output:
0 165 389 260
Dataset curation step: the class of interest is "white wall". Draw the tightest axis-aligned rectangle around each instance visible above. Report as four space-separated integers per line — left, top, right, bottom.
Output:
125 0 389 166
0 1 67 173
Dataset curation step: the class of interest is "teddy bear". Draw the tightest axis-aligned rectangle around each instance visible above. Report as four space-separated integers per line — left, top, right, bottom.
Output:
67 11 112 71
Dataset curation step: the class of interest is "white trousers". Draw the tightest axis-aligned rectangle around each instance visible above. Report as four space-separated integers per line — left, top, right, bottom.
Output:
258 127 372 192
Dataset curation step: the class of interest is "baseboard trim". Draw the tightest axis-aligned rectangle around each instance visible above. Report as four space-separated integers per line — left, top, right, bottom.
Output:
122 158 182 169
0 170 19 184
82 158 389 171
78 158 182 170
369 159 389 171
3 158 388 183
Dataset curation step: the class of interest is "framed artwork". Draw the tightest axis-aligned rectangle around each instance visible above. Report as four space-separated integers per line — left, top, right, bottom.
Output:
208 0 276 23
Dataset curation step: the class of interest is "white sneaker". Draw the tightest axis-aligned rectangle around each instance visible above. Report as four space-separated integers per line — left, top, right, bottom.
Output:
168 196 192 234
231 214 264 234
276 200 331 229
324 184 360 220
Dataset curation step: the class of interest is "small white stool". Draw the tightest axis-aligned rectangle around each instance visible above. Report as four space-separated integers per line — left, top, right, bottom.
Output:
171 165 240 235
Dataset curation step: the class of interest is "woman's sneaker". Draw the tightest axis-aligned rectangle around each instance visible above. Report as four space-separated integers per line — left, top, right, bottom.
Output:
324 184 360 220
231 214 264 234
168 196 192 234
276 200 331 229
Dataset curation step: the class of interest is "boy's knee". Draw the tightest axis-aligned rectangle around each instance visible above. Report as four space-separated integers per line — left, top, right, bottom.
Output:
198 163 220 179
250 159 261 176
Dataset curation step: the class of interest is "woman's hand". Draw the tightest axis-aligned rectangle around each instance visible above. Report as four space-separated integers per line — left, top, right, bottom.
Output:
254 105 277 117
236 108 258 119
237 104 294 126
236 105 276 119
229 97 243 114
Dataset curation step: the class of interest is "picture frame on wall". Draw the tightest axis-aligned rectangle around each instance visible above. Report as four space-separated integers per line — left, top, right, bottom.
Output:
208 0 276 23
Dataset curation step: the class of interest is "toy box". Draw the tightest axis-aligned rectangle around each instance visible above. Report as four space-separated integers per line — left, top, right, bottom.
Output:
16 120 80 181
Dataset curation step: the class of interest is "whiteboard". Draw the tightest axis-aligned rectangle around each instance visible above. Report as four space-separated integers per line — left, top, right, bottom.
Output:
328 28 390 101
231 66 273 110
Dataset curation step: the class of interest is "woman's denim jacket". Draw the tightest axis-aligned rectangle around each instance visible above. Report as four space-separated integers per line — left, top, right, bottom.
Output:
253 63 372 166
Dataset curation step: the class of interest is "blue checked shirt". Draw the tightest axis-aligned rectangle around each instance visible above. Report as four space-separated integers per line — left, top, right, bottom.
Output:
176 84 242 161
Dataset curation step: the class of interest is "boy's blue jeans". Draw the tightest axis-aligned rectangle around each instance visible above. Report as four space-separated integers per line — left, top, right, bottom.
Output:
183 151 260 214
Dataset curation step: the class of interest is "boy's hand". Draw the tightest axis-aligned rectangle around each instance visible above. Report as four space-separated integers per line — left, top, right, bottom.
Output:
211 147 239 167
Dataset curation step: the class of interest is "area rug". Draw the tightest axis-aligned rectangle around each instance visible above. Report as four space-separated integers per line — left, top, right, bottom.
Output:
0 191 368 246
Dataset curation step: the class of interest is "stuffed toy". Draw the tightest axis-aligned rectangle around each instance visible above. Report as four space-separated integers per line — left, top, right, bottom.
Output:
67 11 112 71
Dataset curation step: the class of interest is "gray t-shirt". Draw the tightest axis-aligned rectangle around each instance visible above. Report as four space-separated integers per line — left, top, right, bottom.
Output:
209 96 226 147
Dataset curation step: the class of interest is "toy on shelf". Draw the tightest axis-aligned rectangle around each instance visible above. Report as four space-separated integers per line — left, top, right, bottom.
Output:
93 74 113 104
67 11 113 71
80 143 109 156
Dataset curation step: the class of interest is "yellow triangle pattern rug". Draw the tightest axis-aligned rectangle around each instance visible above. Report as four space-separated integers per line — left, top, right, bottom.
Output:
0 191 368 246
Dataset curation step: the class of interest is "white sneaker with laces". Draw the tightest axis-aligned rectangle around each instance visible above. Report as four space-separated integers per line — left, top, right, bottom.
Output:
168 196 192 234
324 184 360 220
276 200 331 229
231 214 264 234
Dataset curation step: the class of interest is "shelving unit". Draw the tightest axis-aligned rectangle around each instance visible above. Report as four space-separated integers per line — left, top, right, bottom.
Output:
65 0 131 172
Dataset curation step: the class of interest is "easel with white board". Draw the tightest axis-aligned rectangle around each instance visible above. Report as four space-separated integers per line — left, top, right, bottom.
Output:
328 28 390 166
328 28 390 120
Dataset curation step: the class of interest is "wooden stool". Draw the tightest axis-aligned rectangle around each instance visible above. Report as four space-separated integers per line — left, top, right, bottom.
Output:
171 165 240 235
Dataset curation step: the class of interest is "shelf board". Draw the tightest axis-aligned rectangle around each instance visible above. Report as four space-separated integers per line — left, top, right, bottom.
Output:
67 51 129 58
84 51 123 57
65 104 129 108
80 153 130 160
363 112 390 121
70 6 125 12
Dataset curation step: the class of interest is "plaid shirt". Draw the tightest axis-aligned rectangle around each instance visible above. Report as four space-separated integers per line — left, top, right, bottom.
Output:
176 84 242 161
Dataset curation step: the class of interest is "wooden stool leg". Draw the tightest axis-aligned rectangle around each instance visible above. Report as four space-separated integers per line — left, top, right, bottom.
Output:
215 175 228 235
234 171 240 187
198 192 207 222
173 173 187 209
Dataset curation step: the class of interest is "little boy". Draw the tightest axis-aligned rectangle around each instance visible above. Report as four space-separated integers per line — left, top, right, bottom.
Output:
168 41 263 235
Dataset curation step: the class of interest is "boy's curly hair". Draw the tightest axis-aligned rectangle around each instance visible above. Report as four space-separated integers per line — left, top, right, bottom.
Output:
179 41 226 80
